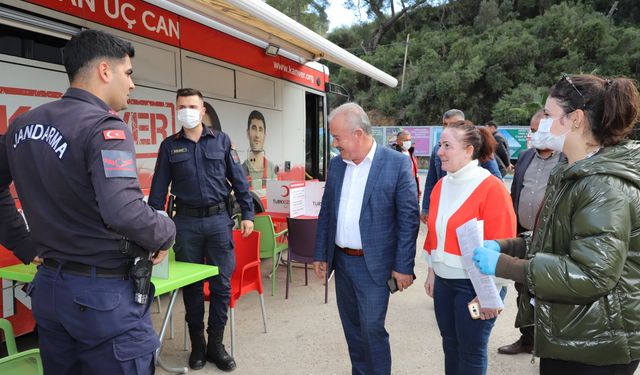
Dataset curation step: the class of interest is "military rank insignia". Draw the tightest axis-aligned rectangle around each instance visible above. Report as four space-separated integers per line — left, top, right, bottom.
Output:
230 149 241 164
101 150 137 178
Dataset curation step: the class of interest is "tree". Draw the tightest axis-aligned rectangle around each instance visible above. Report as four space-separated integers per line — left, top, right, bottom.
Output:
325 1 640 125
474 0 501 32
267 0 330 35
344 0 432 51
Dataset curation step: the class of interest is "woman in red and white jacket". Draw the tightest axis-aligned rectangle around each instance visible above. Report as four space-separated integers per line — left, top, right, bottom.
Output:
423 121 516 375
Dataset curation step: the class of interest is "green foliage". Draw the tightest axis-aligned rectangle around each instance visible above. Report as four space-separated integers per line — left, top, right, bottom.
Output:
493 83 548 124
474 0 501 32
267 0 329 35
325 1 640 125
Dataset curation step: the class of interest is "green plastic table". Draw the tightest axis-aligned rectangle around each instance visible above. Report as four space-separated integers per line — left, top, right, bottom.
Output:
0 260 218 374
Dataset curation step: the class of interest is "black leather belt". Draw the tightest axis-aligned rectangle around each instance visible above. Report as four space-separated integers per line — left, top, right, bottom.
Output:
175 203 226 218
43 258 129 278
336 246 364 256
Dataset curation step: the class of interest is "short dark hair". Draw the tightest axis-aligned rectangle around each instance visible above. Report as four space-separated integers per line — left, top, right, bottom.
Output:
550 74 639 146
247 110 266 132
530 110 545 128
63 29 134 82
486 120 498 128
447 120 497 163
176 88 203 100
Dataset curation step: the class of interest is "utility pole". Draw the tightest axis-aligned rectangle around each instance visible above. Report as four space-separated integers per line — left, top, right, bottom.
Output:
401 33 410 92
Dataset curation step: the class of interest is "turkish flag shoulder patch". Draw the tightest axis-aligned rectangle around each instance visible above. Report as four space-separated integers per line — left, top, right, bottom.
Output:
103 129 126 140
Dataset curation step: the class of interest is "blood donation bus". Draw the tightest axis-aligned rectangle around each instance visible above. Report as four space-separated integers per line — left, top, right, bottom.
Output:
0 0 396 336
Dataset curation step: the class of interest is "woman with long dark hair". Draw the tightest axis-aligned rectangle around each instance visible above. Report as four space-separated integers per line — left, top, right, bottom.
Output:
473 74 640 374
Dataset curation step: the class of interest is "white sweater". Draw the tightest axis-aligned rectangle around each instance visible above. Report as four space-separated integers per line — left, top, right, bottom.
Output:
425 160 489 278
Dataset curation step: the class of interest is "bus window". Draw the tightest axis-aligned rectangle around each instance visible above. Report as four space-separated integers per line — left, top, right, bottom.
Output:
0 24 66 65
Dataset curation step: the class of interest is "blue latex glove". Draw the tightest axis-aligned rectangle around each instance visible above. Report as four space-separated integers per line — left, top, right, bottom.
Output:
473 247 500 275
483 240 500 252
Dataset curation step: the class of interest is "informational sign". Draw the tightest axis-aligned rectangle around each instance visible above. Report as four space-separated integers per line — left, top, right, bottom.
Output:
430 127 443 151
404 127 431 156
367 125 534 160
384 127 402 146
498 128 530 159
371 127 385 147
266 180 295 213
304 181 325 217
288 181 306 218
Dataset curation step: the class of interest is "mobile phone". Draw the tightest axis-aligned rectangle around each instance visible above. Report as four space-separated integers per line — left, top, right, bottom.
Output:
468 301 481 320
387 274 417 294
387 277 399 293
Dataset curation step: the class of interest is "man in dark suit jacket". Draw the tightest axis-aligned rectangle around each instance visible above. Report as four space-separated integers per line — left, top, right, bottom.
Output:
314 103 420 375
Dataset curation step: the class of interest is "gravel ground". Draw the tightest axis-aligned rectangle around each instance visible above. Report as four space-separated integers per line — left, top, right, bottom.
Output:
153 224 540 375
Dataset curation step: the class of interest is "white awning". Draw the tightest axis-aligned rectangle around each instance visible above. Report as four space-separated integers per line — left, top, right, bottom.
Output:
145 0 398 88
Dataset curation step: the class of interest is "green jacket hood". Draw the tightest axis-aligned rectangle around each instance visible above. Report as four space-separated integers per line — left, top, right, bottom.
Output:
563 140 640 190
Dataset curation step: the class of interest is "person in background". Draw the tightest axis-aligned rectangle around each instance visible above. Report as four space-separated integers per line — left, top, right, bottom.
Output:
423 121 516 375
314 102 419 375
496 110 562 356
203 101 222 132
420 110 502 224
486 120 511 177
473 74 640 374
149 88 254 372
393 130 421 199
242 110 277 194
0 29 176 374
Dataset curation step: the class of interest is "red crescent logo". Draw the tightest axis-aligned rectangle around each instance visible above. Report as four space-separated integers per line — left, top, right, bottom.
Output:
281 186 290 197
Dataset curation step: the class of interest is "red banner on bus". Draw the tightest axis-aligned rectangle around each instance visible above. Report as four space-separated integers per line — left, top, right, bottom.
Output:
27 0 180 46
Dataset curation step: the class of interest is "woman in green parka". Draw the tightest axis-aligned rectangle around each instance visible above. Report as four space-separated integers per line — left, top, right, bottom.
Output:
473 74 640 375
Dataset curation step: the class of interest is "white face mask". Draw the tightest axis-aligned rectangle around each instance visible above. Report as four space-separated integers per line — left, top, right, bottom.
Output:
402 140 412 151
531 117 568 152
177 108 201 129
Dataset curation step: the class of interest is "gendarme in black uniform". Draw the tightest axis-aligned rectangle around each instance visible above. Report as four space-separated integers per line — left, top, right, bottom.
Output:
2 88 174 265
0 87 176 374
149 123 254 370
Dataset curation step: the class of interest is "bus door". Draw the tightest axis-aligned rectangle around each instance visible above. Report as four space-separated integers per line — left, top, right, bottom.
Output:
305 92 326 181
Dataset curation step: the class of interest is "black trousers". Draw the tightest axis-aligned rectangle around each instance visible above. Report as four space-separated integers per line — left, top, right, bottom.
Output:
540 358 639 375
174 213 235 332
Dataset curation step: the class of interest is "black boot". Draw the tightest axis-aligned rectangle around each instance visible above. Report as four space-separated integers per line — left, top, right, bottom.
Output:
188 329 207 370
206 327 236 372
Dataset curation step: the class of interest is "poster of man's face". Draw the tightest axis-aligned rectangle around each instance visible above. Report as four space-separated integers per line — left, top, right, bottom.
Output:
247 112 266 151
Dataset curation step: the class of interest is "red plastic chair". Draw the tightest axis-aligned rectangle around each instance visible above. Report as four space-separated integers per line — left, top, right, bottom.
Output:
229 230 267 357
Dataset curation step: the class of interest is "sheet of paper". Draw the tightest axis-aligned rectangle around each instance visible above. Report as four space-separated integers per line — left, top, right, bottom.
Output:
289 182 306 218
456 218 504 309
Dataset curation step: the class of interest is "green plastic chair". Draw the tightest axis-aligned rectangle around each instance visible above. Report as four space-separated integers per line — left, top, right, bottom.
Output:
0 318 43 375
254 215 288 296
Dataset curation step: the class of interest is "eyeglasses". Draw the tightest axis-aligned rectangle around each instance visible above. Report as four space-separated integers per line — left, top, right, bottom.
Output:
561 73 586 110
